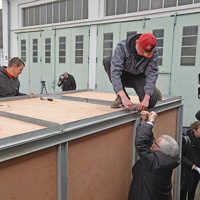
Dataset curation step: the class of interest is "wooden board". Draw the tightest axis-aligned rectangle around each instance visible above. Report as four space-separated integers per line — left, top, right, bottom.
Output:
0 147 57 200
68 123 133 200
0 116 44 139
0 97 122 125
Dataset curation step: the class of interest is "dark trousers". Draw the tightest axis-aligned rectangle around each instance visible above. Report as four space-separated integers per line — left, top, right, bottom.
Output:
181 171 200 200
104 59 158 108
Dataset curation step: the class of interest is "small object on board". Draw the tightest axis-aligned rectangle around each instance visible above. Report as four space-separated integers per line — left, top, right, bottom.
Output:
40 97 53 101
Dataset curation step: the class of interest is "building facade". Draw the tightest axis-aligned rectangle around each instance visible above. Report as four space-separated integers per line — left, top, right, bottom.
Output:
2 0 200 126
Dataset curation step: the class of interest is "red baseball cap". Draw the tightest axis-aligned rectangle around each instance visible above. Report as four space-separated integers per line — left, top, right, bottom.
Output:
136 33 157 58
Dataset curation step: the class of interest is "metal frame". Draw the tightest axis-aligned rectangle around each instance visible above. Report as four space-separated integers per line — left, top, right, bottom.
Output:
57 142 68 200
0 111 59 128
132 117 140 166
0 92 183 200
174 105 183 200
0 95 182 163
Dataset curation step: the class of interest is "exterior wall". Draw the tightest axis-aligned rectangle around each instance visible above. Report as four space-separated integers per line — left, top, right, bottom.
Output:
2 0 200 125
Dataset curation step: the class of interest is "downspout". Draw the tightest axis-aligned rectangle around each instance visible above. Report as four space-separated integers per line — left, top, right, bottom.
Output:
4 0 11 61
168 13 177 96
8 0 10 60
6 0 10 60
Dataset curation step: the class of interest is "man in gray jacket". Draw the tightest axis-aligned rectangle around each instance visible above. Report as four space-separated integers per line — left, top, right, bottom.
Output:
104 33 160 111
0 57 25 97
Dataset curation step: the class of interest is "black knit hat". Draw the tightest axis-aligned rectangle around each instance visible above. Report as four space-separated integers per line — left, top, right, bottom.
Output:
195 110 200 121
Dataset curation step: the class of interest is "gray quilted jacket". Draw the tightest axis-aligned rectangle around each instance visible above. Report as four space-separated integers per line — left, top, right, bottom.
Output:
111 34 159 95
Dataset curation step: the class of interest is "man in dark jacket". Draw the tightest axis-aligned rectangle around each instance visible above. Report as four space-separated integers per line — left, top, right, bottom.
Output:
57 72 76 91
104 33 160 111
0 57 25 97
128 111 180 200
180 121 200 200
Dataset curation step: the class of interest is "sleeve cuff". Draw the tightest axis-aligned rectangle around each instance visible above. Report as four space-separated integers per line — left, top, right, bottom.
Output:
147 121 154 126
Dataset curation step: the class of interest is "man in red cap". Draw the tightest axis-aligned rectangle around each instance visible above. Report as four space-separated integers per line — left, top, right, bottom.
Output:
103 32 161 111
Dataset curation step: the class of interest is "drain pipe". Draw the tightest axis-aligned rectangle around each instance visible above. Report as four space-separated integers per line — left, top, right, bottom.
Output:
7 0 10 61
2 0 10 65
168 13 177 96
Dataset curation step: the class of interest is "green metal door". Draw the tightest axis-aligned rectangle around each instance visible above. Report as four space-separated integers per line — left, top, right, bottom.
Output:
120 20 144 40
17 33 30 94
41 30 55 94
55 29 71 92
96 23 120 92
29 31 42 93
171 13 200 126
70 27 89 90
143 16 175 95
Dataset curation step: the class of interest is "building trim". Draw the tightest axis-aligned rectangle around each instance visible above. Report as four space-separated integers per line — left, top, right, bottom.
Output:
14 3 200 33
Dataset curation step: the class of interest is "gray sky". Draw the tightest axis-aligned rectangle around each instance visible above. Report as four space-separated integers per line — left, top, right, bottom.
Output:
0 0 2 9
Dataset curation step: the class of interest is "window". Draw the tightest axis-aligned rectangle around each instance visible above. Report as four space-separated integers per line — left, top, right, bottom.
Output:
59 37 66 63
128 0 138 13
29 7 34 26
35 6 40 25
164 0 177 8
83 0 88 19
53 1 59 23
23 8 29 27
32 39 38 63
21 40 26 62
178 0 193 6
105 0 199 16
75 35 84 64
45 38 51 63
181 26 198 66
127 31 137 39
153 29 164 66
139 0 150 11
74 0 82 20
23 1 89 27
117 0 127 14
199 73 200 85
103 33 113 58
67 0 73 21
106 0 115 16
47 3 53 24
151 0 163 9
60 0 66 22
41 4 47 25
198 87 200 99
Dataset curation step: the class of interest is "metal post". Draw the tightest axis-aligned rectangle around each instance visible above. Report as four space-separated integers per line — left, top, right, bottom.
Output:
174 105 183 200
57 142 68 200
132 117 140 166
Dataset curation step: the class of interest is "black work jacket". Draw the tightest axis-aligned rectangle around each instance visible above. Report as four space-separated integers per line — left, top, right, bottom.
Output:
181 129 200 185
129 122 180 200
58 74 76 91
